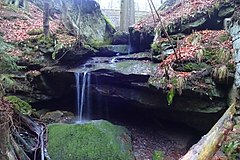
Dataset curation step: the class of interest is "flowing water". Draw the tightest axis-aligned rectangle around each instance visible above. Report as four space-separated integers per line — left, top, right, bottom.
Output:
75 71 91 122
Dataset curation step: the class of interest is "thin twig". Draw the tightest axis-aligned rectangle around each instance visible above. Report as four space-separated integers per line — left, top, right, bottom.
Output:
55 48 71 61
149 0 178 60
147 0 156 24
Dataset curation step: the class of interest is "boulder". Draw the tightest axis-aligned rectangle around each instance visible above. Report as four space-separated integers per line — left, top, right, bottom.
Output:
41 110 74 123
130 0 235 51
47 120 134 160
61 0 115 46
31 0 115 46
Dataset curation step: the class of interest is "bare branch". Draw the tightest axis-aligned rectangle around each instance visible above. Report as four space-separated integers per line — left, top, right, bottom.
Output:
149 0 178 60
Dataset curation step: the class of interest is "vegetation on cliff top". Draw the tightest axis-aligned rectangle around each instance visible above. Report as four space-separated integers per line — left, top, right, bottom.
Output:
149 29 234 102
134 0 233 31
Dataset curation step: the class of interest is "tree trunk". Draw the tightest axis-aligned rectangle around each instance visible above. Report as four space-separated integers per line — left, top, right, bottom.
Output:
43 0 50 37
21 0 27 9
120 0 135 31
14 0 19 7
180 102 236 160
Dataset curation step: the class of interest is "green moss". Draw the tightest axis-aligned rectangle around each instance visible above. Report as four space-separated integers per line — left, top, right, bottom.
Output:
25 34 54 49
219 33 230 42
22 34 63 59
5 96 33 116
90 38 111 49
152 150 164 160
27 28 43 35
151 42 162 55
47 120 134 160
203 48 231 65
183 62 209 71
167 88 175 105
103 14 115 30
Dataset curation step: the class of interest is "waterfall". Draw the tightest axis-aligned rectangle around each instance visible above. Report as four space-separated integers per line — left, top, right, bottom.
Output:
110 57 117 63
128 36 133 54
86 72 91 119
75 71 91 122
75 72 80 119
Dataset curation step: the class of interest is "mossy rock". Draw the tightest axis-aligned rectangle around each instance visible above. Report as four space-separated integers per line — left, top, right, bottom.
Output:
5 96 33 116
27 28 44 35
90 39 112 49
47 120 134 160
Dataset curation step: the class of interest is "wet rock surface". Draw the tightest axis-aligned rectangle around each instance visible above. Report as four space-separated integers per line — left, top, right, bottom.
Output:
35 49 230 131
40 110 74 123
97 45 131 56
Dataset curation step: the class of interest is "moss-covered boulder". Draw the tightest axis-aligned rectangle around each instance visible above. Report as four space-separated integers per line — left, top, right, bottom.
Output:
60 0 115 46
47 120 134 160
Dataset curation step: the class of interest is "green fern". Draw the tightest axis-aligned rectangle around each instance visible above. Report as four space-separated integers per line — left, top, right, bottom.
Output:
0 54 21 72
223 141 240 160
167 88 175 105
0 36 21 97
52 43 64 60
0 35 23 73
0 74 17 97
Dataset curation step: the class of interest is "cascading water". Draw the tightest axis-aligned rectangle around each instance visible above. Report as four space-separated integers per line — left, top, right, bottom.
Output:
128 36 133 54
75 71 91 122
75 72 80 119
110 57 117 63
86 72 91 119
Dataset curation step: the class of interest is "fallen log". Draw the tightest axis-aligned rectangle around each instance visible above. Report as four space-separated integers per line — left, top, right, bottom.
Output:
180 102 236 160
